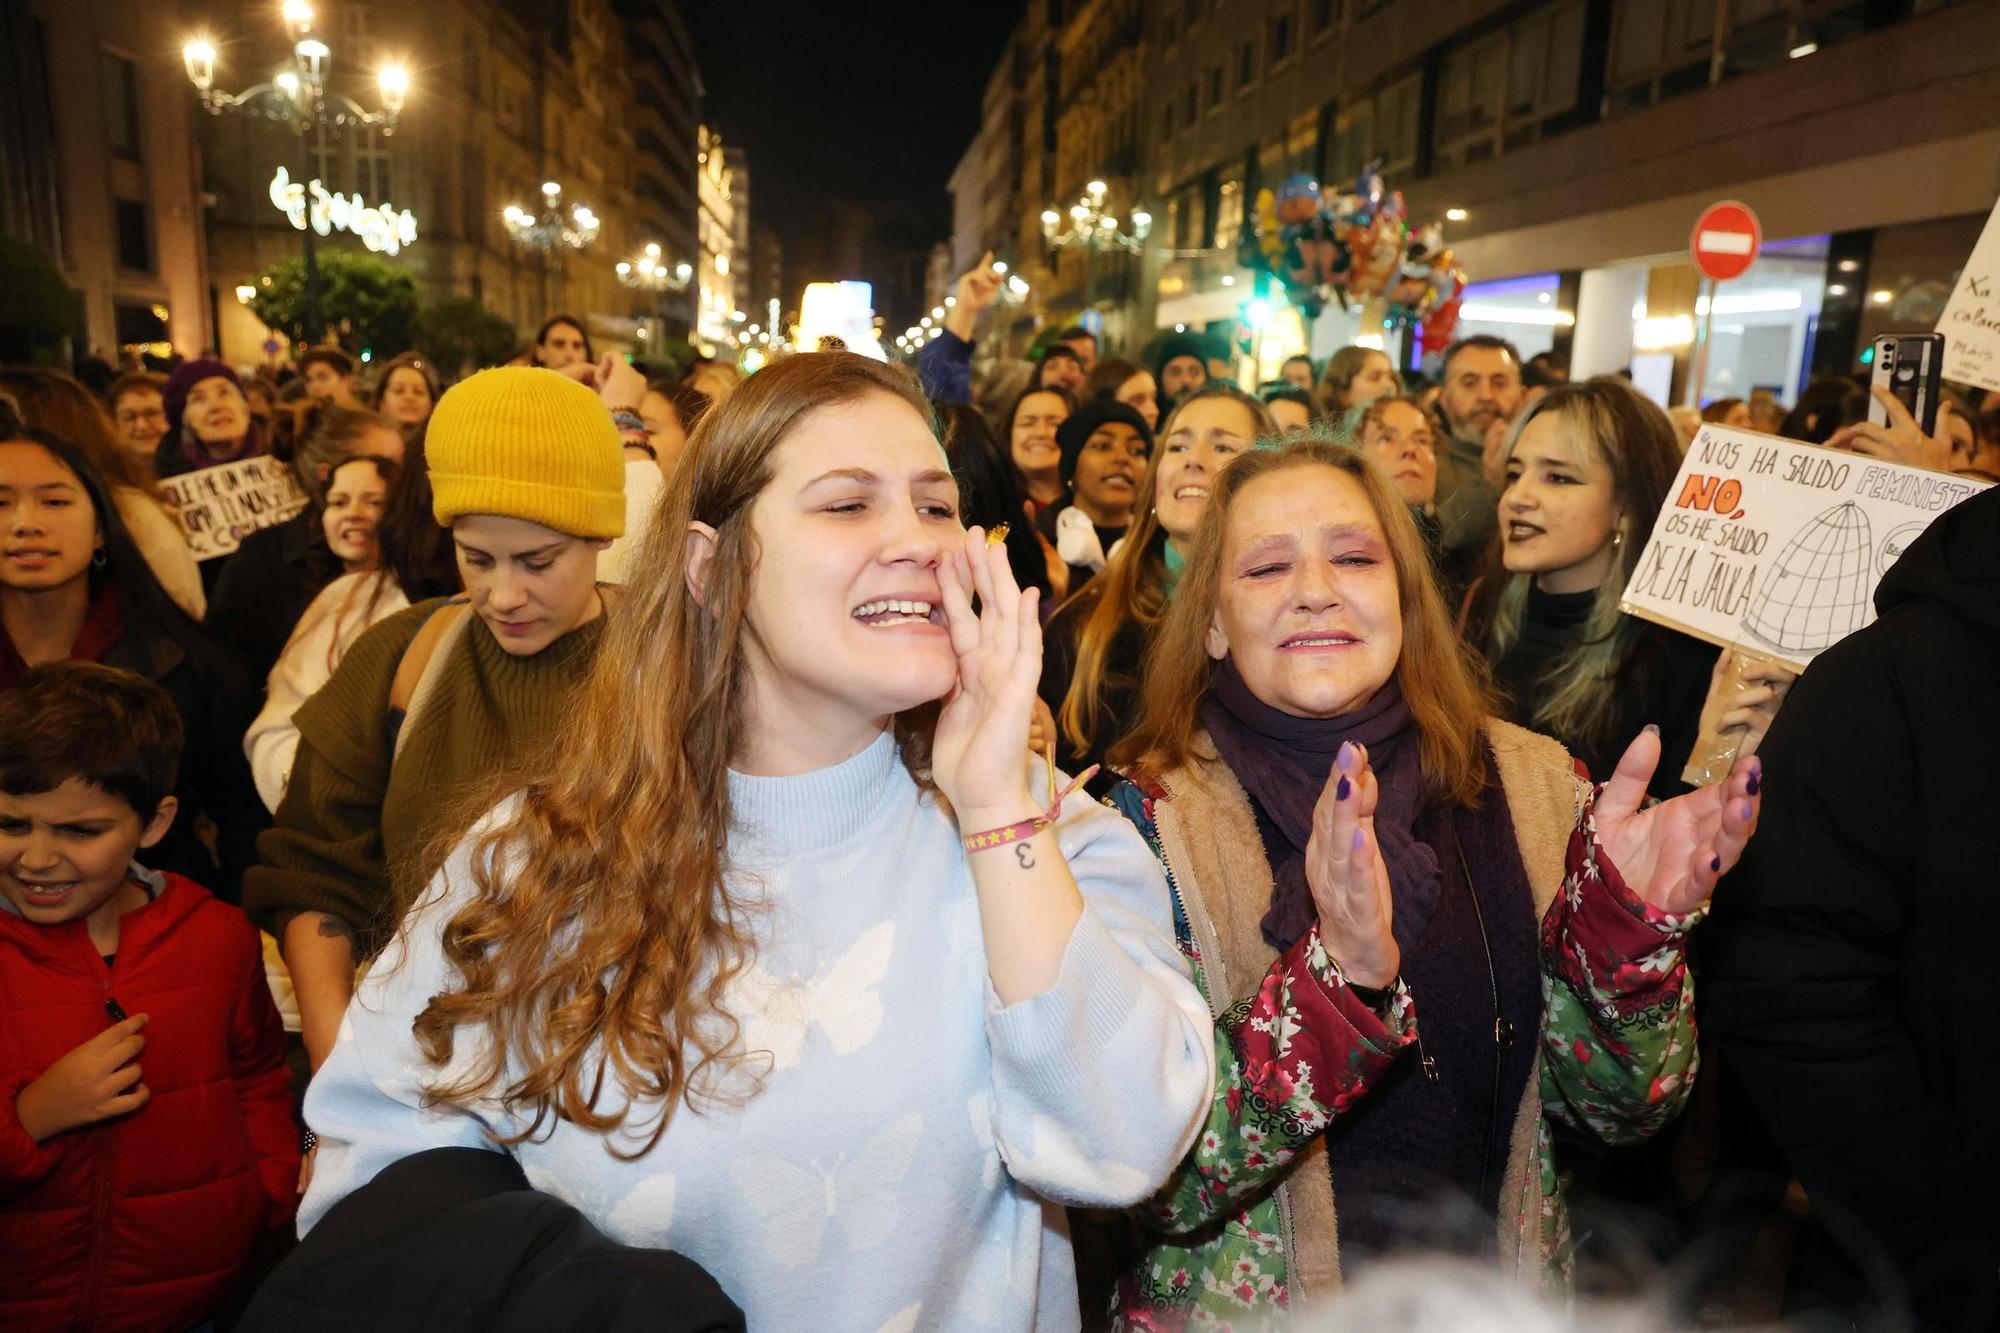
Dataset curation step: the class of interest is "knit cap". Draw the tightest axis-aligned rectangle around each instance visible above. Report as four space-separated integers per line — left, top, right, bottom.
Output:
162 357 243 441
426 367 625 539
1055 399 1153 486
1153 333 1210 384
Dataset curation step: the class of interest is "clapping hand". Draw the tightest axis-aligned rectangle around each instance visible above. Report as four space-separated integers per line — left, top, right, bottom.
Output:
1594 727 1761 916
932 525 1044 829
1304 742 1399 989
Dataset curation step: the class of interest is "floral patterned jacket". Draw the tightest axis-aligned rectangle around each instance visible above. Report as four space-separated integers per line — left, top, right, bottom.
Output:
1108 722 1702 1329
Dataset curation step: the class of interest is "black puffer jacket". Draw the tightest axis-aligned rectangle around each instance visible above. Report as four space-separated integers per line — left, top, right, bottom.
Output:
1704 484 2000 1332
242 1148 745 1332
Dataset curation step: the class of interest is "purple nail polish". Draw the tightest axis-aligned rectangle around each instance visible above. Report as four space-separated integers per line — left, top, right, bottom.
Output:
1746 771 1761 796
1336 776 1351 801
1710 855 1721 873
1337 741 1355 770
1352 827 1366 852
1740 800 1755 821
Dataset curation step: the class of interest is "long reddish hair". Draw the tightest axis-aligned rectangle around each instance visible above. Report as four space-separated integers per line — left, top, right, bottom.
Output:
1113 437 1492 805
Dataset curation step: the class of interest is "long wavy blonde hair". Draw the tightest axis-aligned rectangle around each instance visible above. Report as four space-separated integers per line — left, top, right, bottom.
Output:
411 352 939 1155
1058 385 1277 756
1112 437 1492 806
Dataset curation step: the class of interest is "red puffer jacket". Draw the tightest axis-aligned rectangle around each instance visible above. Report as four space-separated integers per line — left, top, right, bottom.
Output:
0 870 299 1332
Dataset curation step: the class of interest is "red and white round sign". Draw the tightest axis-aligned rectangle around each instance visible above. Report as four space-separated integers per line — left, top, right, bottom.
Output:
1690 201 1762 282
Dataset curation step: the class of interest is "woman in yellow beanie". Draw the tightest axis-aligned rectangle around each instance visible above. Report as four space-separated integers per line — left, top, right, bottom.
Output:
243 366 627 1078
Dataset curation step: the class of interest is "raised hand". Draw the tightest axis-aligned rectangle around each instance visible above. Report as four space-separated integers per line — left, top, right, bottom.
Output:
14 1014 151 1143
1304 742 1400 988
1594 727 1762 916
945 252 1004 341
1695 646 1797 766
932 525 1044 828
1826 386 1954 473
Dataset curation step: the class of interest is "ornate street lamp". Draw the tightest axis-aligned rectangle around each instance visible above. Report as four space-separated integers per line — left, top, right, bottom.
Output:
615 242 693 350
1040 181 1149 326
182 2 409 340
501 182 600 313
615 242 694 292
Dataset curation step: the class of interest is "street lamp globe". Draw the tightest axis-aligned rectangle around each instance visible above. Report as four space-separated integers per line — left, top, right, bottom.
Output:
377 64 410 113
181 39 216 91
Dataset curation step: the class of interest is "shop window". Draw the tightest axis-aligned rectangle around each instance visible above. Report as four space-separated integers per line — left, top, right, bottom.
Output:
1237 40 1256 90
1606 0 1717 116
113 199 150 272
1269 10 1295 66
101 53 141 160
1454 273 1566 362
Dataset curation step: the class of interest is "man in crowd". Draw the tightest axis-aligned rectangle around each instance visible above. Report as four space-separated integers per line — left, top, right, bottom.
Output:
1055 324 1099 374
1431 335 1524 574
532 315 594 371
298 347 360 409
1037 344 1088 396
1154 334 1210 413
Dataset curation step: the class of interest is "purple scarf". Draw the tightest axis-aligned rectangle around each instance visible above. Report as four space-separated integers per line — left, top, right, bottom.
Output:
1200 659 1441 953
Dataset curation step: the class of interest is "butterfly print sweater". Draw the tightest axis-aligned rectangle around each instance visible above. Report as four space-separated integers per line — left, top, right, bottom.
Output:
299 729 1216 1330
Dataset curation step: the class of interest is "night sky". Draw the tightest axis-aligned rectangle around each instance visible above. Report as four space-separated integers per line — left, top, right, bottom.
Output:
685 2 1025 288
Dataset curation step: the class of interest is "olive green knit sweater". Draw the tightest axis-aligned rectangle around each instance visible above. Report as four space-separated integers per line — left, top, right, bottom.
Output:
243 596 608 955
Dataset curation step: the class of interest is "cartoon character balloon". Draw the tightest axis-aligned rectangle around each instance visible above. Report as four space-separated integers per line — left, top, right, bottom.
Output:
1241 160 1469 336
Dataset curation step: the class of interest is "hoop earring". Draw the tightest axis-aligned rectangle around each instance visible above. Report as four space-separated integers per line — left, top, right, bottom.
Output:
92 549 107 569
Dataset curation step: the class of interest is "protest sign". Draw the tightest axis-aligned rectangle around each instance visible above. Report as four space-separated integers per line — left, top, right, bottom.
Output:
161 456 308 561
1937 197 2000 394
1619 425 1990 671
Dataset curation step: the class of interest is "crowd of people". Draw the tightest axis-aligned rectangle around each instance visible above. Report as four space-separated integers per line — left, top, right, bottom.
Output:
0 252 1994 1331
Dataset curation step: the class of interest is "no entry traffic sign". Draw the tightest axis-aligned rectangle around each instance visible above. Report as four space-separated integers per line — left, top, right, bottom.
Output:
1691 201 1762 282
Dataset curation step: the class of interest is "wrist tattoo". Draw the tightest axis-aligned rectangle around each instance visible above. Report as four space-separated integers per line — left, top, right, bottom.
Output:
1015 843 1036 869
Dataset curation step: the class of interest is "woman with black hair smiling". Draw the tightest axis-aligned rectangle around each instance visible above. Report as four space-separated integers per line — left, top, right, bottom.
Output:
0 422 266 899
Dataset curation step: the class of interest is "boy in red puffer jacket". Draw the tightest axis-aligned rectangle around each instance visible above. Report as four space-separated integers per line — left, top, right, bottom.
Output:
0 662 298 1331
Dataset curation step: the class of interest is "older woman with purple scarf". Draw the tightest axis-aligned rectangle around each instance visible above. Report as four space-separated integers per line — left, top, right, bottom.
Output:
1095 437 1763 1325
155 359 267 478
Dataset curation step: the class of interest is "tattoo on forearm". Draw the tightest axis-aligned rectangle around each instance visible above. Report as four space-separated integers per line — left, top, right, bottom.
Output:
313 913 356 942
1015 844 1036 869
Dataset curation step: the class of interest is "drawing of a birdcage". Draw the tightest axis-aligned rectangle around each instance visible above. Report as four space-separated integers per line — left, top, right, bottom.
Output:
1740 501 1873 654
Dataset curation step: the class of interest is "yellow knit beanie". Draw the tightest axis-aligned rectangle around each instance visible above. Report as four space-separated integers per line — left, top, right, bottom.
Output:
427 367 626 538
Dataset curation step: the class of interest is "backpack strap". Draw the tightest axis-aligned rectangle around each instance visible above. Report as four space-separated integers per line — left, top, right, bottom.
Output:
388 598 475 763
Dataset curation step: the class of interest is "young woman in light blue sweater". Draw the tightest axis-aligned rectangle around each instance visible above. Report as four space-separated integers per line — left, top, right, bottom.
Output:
299 351 1216 1328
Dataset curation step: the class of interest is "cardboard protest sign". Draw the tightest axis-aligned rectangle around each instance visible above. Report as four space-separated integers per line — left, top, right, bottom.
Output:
1619 425 1990 671
160 456 308 561
1937 197 2000 394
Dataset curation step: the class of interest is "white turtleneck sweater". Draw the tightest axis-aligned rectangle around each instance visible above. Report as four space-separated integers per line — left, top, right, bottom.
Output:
299 731 1215 1329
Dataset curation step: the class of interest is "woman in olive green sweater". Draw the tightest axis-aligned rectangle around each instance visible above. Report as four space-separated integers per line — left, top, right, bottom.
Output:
244 364 635 1071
